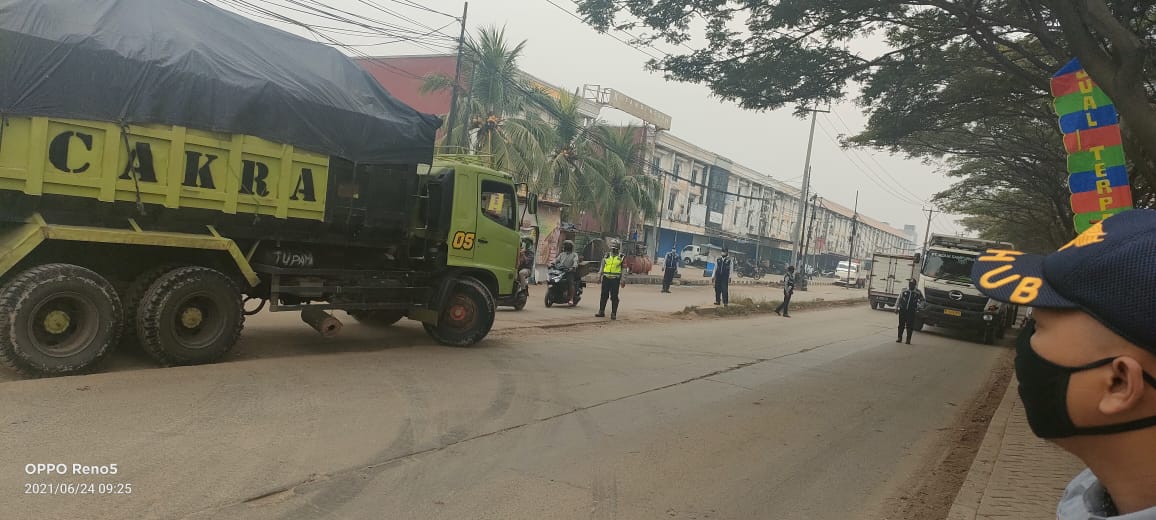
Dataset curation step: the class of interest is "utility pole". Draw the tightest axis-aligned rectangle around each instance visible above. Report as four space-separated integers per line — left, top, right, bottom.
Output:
800 194 819 289
444 2 469 152
790 106 831 269
809 195 821 268
756 194 770 264
845 191 859 289
921 207 937 256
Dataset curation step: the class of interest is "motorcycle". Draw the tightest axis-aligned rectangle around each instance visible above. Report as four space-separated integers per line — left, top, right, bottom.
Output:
544 265 584 307
736 262 765 280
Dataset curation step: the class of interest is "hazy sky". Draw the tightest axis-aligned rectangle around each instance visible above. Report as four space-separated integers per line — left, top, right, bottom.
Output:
211 0 967 237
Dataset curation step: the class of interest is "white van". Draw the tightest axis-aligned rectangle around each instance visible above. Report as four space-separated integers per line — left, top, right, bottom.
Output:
680 244 724 267
832 260 866 288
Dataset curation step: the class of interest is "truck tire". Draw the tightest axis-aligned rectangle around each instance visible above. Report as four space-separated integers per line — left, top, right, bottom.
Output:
120 263 186 350
0 264 122 376
423 277 495 347
348 310 405 327
137 266 244 366
512 291 528 311
870 301 879 310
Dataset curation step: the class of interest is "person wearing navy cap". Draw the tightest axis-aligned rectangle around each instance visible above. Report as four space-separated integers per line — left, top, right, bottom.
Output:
970 209 1156 519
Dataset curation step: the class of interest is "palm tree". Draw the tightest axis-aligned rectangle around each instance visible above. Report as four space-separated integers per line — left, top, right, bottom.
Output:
420 25 544 179
586 125 661 234
524 89 604 207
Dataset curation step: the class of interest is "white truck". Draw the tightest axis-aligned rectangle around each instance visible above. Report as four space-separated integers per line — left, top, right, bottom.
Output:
913 234 1019 344
680 244 725 267
867 252 919 310
832 260 867 288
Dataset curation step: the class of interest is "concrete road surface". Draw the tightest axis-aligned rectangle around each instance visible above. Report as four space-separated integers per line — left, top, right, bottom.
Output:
0 306 1006 520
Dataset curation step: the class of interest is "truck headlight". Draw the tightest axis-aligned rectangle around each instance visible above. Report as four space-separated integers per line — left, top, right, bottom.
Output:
983 314 994 321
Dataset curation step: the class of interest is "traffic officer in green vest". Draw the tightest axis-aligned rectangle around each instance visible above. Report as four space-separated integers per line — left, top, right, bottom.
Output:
595 239 627 320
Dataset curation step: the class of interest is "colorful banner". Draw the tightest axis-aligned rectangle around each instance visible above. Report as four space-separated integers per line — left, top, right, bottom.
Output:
1051 58 1133 232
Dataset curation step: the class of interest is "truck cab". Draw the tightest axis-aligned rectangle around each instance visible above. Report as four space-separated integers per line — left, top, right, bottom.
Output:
914 235 1017 344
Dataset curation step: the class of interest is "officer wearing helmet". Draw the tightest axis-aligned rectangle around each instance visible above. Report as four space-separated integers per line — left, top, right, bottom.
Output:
553 240 580 304
596 239 626 320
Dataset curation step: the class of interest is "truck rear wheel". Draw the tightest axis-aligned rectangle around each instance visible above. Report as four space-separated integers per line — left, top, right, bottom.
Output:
120 263 186 350
348 310 406 327
0 264 122 376
137 267 244 366
424 278 495 347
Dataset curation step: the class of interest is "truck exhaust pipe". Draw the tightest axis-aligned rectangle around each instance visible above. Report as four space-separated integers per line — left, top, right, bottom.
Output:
301 308 343 337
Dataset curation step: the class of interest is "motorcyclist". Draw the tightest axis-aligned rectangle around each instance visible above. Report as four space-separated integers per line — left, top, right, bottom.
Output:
552 240 580 305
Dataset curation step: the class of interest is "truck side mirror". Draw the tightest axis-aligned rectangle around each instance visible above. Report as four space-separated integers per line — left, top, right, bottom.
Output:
913 252 921 264
529 193 539 215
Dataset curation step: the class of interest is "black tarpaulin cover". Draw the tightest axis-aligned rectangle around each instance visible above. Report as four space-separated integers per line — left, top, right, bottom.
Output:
0 0 441 164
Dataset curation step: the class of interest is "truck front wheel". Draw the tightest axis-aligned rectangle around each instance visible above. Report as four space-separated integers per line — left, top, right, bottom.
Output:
0 264 123 376
137 267 244 366
424 278 495 347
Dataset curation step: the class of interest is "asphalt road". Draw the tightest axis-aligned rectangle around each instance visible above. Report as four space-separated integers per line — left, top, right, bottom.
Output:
0 305 1007 520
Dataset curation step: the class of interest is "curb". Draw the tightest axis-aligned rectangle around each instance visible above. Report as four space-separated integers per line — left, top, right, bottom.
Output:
492 296 870 333
583 275 773 286
947 380 1018 520
677 297 869 317
947 376 1085 520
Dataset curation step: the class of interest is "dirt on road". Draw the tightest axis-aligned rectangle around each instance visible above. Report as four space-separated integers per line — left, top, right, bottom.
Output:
878 342 1015 520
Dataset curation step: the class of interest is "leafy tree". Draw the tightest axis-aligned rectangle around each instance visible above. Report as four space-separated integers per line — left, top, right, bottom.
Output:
575 0 1156 220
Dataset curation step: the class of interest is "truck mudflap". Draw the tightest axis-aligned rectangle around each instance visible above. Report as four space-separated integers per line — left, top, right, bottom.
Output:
0 213 259 286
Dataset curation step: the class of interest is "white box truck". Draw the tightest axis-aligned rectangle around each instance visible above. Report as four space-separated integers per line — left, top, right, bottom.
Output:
868 252 919 310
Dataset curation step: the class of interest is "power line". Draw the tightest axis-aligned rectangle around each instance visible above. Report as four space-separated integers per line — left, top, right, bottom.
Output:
541 0 663 60
814 118 924 207
376 0 460 19
240 0 459 52
828 111 928 204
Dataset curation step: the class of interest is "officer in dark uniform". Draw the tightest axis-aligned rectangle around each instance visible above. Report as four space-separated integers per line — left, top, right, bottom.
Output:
775 265 796 317
596 240 626 320
713 247 734 306
661 246 679 293
896 279 924 344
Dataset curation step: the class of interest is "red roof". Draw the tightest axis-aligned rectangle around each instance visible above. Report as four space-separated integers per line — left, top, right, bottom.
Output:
355 55 457 116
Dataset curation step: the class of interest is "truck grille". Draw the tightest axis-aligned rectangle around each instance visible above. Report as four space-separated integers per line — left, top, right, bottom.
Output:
925 288 988 312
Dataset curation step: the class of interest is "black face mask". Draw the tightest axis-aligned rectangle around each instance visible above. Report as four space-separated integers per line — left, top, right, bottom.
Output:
1016 323 1156 439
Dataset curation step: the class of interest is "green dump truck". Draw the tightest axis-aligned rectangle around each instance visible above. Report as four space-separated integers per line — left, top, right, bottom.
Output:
0 0 533 376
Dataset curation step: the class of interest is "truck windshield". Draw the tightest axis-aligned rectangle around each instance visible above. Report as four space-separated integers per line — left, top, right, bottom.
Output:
921 251 976 283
